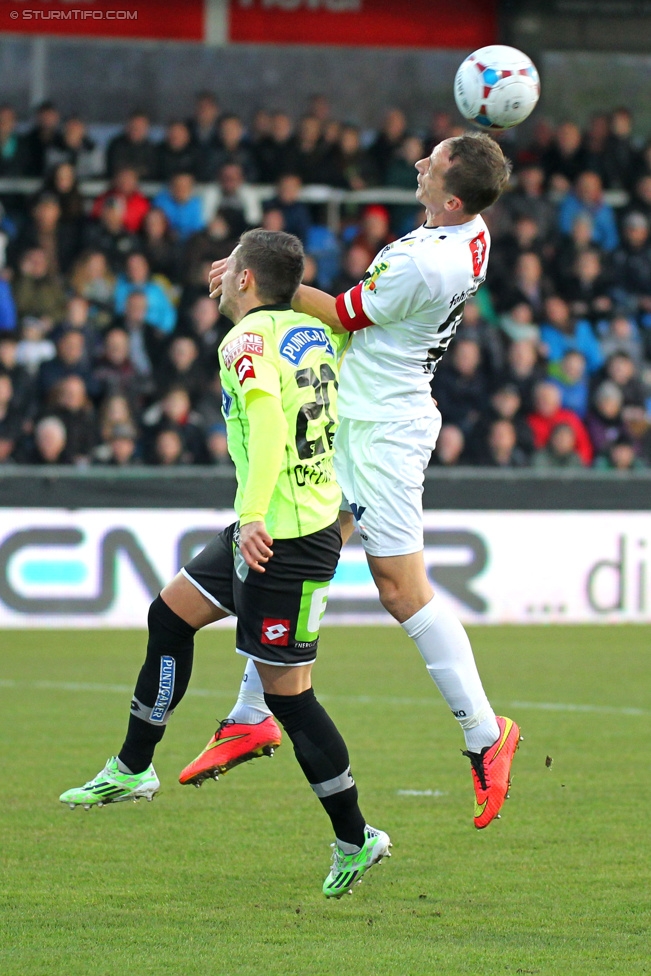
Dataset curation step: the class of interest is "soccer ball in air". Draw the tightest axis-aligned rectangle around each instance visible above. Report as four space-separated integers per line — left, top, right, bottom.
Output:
454 45 540 130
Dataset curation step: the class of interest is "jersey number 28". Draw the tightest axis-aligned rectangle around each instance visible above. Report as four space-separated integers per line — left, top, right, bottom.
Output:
295 364 337 460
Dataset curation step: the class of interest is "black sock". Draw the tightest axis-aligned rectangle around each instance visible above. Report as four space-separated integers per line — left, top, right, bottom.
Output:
119 595 196 774
265 688 366 848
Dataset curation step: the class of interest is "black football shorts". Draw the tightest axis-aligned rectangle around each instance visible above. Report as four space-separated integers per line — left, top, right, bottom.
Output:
182 520 341 666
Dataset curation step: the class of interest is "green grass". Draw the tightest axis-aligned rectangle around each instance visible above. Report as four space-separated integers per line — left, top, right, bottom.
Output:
1 625 650 975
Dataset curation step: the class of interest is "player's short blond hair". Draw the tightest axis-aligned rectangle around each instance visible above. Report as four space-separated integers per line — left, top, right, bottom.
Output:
445 133 512 215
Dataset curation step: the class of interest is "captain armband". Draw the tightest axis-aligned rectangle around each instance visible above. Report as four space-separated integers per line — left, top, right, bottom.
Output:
335 283 375 333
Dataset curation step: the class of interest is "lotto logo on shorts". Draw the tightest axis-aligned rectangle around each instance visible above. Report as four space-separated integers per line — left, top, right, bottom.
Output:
235 355 256 385
261 618 291 645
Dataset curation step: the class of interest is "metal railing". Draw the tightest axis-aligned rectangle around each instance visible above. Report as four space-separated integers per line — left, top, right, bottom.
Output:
0 177 423 234
0 178 631 235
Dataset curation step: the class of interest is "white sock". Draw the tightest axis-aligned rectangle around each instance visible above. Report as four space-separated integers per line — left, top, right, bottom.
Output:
401 593 500 753
227 658 272 725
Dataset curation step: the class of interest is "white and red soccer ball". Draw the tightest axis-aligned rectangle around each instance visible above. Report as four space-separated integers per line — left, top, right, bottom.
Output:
454 44 540 131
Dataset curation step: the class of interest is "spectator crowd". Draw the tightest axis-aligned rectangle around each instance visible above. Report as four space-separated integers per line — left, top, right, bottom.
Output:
0 93 651 470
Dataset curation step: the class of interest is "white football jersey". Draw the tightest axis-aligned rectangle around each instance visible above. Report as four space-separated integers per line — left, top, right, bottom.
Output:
334 215 490 421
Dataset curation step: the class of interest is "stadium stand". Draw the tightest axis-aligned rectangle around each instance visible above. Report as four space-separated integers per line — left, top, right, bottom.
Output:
0 101 650 469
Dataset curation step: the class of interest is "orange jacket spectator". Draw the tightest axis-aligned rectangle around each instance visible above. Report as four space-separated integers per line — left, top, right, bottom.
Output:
91 167 150 234
527 380 593 465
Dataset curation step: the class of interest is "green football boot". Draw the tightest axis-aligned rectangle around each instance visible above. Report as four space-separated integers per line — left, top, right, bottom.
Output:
322 825 392 898
59 757 160 809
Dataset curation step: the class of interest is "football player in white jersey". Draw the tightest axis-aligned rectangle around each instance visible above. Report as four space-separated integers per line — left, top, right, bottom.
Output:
197 133 521 830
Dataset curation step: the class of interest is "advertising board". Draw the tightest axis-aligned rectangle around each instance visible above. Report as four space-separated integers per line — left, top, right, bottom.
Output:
0 509 647 627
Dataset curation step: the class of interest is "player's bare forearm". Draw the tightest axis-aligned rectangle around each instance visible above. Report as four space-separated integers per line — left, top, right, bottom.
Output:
292 284 346 333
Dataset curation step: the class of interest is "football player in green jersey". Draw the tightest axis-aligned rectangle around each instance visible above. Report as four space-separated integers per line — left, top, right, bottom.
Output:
205 136 520 832
60 230 390 898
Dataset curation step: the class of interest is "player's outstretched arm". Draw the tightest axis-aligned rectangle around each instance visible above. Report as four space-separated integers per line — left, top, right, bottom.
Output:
292 284 346 333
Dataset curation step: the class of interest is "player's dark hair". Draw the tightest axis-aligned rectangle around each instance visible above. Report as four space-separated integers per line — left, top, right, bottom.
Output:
444 133 512 215
234 229 305 304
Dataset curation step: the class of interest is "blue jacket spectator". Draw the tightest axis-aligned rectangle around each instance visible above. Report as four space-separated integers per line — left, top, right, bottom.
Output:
610 212 651 315
114 253 176 335
558 172 619 252
37 328 99 400
0 278 17 331
540 296 604 374
548 350 590 418
152 173 205 242
263 174 312 243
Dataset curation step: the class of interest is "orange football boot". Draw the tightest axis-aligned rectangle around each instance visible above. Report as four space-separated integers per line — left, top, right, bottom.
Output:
179 716 282 787
463 715 521 829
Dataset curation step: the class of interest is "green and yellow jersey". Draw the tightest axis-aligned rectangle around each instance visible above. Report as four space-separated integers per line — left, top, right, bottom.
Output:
219 303 346 540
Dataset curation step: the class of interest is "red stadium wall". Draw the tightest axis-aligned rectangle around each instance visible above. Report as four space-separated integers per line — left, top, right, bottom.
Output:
0 0 497 47
227 0 497 48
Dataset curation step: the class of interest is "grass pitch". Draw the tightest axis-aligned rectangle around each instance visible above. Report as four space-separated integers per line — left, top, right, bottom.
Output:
1 624 650 976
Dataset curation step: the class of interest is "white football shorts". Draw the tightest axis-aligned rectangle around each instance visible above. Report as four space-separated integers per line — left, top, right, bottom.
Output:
334 412 442 557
